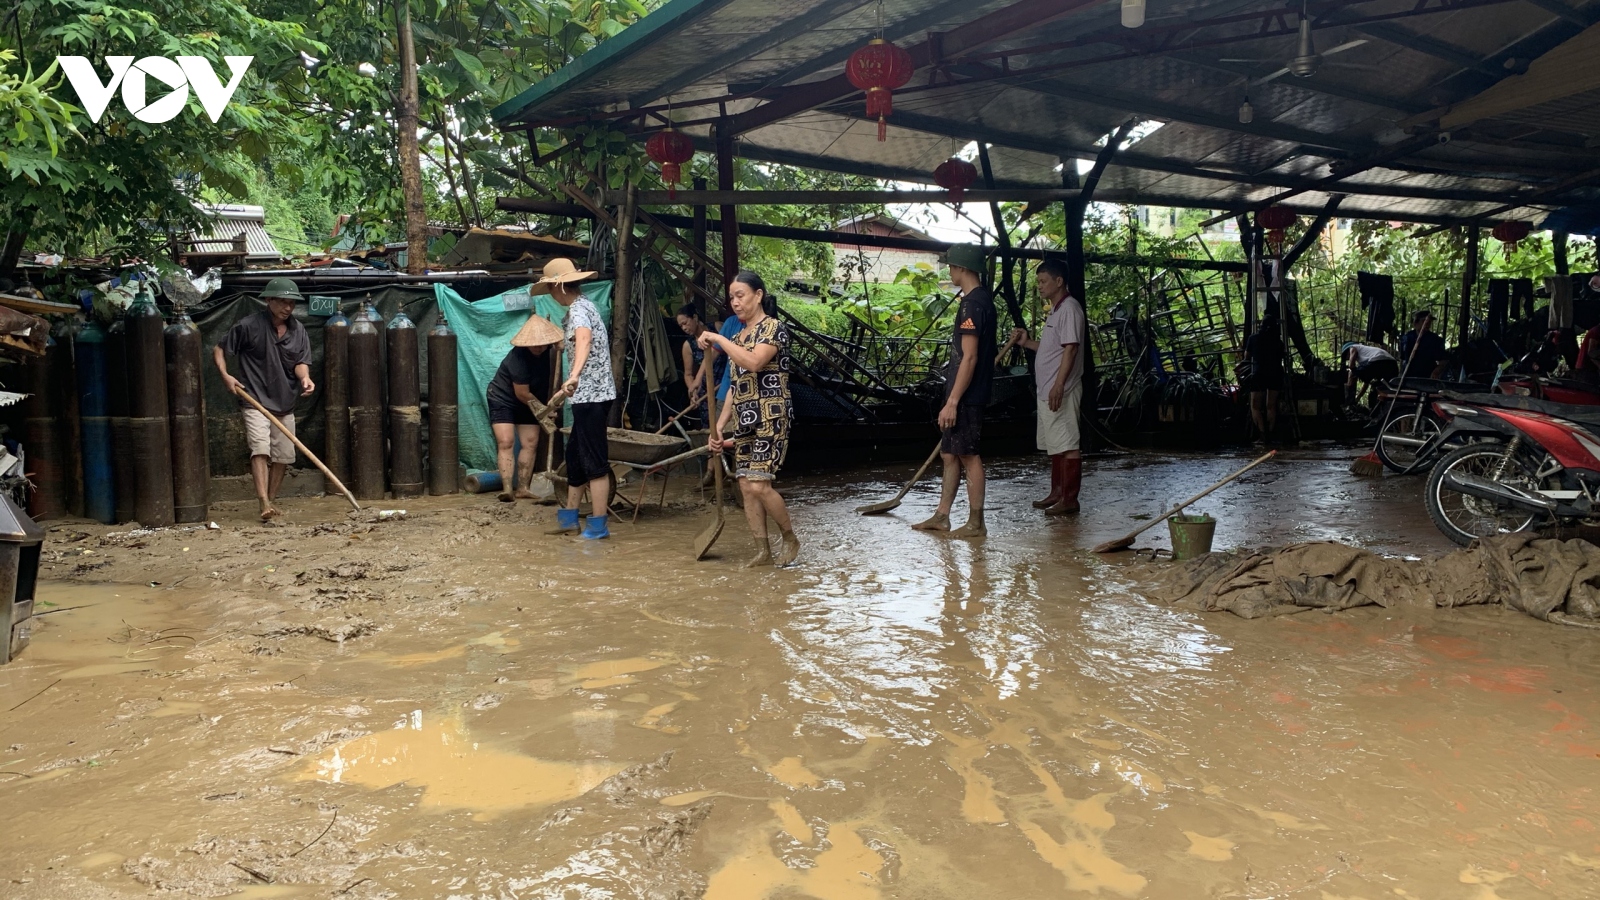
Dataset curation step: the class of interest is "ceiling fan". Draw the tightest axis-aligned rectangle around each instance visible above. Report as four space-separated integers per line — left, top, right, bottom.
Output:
1219 0 1368 85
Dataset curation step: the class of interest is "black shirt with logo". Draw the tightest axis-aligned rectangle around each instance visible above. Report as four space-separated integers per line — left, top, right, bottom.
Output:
947 286 998 407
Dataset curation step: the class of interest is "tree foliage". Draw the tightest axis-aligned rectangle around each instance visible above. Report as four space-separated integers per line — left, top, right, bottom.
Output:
3 0 315 260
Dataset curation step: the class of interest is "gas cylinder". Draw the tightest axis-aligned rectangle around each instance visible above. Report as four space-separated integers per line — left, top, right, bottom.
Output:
165 309 209 523
127 289 175 526
322 310 351 494
427 316 459 495
348 300 386 500
75 321 116 524
386 311 423 498
106 316 137 523
22 339 61 519
48 320 85 517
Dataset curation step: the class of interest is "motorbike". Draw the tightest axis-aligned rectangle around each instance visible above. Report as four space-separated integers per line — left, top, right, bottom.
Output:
1423 392 1600 546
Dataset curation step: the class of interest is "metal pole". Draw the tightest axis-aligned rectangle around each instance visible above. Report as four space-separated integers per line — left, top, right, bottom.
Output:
1460 225 1480 348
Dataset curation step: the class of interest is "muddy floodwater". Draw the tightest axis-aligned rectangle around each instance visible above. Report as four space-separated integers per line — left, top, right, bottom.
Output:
4 450 1598 898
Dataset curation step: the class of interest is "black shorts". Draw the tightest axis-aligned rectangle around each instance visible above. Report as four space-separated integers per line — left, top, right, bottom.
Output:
1243 368 1284 392
487 391 537 426
1356 359 1400 382
941 404 983 457
566 400 612 486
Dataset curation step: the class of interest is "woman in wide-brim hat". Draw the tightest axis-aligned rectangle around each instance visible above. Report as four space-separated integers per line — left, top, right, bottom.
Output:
538 257 618 540
487 312 561 503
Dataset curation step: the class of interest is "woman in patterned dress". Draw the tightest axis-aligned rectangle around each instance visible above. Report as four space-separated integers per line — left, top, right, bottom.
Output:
697 270 800 567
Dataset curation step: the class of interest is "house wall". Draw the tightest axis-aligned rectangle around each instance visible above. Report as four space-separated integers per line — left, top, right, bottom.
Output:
832 245 942 284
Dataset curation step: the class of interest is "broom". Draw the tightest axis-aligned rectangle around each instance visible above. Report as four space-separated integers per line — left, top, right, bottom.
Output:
1350 329 1423 477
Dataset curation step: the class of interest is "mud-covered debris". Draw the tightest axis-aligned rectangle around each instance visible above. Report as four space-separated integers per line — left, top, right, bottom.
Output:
600 751 675 805
637 800 713 861
540 807 581 830
467 692 503 710
256 620 378 643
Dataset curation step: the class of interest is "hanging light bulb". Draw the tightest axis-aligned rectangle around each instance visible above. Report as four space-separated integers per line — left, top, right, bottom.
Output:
1238 97 1254 124
1121 0 1145 28
1289 2 1320 76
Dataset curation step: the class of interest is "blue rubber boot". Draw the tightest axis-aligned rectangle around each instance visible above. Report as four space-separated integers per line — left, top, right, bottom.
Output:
546 507 580 535
579 513 610 540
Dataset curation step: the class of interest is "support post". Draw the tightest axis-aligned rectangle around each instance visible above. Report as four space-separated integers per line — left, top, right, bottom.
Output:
715 124 739 293
692 176 709 319
1555 230 1570 276
1460 224 1480 348
611 184 638 424
1238 216 1258 339
395 0 428 275
1061 166 1085 304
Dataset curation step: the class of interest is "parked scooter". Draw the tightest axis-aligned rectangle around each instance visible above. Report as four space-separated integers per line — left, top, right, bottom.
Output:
1424 393 1600 545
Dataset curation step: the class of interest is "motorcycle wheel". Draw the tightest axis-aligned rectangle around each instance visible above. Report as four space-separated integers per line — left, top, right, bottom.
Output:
1425 442 1542 547
1376 412 1442 474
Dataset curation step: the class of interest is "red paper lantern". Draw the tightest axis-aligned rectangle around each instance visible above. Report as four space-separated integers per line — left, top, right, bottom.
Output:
645 128 695 199
933 157 979 205
1492 220 1531 251
1255 205 1297 253
846 38 915 141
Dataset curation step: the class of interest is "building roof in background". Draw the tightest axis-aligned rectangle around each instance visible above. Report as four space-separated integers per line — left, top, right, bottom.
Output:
191 204 282 261
834 213 938 243
493 0 1600 228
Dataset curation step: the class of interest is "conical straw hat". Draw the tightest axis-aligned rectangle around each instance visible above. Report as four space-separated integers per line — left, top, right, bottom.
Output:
511 313 563 347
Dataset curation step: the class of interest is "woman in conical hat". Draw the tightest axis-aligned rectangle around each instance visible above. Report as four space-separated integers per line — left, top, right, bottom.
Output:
486 312 563 503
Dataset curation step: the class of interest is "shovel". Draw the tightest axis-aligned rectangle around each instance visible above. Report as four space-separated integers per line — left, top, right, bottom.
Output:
1091 451 1276 554
856 442 943 515
235 387 361 512
694 363 725 560
517 384 573 500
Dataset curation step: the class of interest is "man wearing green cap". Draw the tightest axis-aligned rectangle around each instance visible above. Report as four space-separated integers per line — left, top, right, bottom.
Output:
913 244 997 538
213 277 315 520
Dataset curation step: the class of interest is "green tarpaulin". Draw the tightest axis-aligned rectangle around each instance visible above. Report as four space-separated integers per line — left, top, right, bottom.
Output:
433 281 612 472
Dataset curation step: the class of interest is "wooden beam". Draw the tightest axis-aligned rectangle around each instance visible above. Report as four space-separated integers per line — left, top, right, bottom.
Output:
692 176 708 318
611 184 638 417
1282 196 1343 269
599 187 1084 206
727 0 1102 136
716 124 738 289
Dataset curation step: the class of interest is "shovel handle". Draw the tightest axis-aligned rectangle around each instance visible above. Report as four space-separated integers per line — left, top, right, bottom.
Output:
891 442 945 503
235 387 361 512
1096 451 1275 551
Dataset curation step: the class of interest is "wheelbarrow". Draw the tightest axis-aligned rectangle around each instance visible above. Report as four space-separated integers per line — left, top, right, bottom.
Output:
555 427 711 522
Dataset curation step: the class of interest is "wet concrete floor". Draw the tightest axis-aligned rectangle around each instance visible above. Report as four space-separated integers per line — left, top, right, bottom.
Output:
3 449 1597 898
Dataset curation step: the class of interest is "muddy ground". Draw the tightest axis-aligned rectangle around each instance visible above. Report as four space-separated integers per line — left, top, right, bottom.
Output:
3 449 1598 899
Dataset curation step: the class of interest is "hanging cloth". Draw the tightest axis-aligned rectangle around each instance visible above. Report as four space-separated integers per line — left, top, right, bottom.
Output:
1511 278 1535 322
1548 275 1574 329
1358 272 1395 342
633 287 678 395
1487 279 1510 339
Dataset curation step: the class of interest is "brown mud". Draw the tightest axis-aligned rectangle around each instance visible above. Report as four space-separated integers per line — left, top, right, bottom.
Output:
3 449 1598 898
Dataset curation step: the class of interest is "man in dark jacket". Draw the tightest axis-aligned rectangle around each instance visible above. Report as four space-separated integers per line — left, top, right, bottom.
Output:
213 277 314 520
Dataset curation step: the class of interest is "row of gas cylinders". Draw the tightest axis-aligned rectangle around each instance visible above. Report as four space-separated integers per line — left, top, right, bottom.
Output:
325 303 460 503
24 299 460 525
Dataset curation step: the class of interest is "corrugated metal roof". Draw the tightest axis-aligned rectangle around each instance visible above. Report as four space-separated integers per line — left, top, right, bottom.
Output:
191 205 282 261
494 0 1600 225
